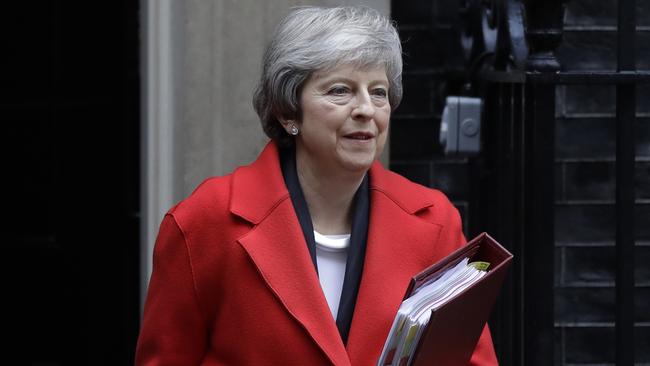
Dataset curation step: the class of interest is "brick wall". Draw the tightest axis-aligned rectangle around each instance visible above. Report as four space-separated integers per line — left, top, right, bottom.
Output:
554 0 650 364
390 0 650 364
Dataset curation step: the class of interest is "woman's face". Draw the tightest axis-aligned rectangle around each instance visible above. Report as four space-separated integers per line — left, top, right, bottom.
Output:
293 64 391 176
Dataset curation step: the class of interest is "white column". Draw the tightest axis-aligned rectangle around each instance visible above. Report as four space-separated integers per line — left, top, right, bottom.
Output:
140 0 180 310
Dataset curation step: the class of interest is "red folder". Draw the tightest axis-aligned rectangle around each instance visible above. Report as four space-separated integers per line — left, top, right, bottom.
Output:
388 232 513 366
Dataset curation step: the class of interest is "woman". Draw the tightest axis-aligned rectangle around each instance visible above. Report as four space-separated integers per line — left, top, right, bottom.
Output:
136 6 498 365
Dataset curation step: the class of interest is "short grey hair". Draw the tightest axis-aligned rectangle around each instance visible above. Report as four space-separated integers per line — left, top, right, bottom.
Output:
253 6 403 146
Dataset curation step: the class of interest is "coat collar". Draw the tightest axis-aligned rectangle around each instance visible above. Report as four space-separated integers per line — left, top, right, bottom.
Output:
229 142 436 222
230 143 290 224
230 142 442 365
232 142 349 365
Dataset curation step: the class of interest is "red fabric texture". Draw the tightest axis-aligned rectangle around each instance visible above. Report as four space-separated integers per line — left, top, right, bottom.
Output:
135 142 498 365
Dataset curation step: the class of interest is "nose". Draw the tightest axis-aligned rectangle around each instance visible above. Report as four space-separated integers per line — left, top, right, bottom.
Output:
351 92 375 120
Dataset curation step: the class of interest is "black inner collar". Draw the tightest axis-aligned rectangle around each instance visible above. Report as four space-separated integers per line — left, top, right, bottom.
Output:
279 146 370 344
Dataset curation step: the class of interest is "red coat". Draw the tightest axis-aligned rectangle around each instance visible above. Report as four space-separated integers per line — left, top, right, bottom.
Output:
136 142 498 365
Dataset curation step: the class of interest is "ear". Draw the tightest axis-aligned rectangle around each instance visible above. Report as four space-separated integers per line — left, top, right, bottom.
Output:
278 118 296 133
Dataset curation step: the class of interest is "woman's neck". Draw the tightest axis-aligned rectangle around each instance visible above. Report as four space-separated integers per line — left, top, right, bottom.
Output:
295 153 365 235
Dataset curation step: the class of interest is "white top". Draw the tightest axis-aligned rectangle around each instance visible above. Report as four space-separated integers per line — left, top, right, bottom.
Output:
313 230 350 321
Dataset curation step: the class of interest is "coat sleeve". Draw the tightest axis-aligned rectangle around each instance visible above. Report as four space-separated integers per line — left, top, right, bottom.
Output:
469 326 499 365
435 201 499 366
135 214 208 366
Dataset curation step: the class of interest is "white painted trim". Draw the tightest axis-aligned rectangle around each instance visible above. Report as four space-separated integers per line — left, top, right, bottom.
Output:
140 0 176 314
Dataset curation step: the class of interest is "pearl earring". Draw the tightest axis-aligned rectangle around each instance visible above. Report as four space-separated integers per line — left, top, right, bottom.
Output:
289 124 299 136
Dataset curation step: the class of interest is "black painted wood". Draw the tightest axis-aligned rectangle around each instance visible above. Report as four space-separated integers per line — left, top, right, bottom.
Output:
1 1 141 364
523 82 556 366
616 0 637 364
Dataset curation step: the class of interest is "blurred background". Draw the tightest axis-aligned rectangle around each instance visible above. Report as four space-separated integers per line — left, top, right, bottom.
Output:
2 0 648 365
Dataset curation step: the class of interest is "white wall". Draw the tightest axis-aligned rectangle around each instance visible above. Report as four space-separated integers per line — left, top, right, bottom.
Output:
141 0 391 307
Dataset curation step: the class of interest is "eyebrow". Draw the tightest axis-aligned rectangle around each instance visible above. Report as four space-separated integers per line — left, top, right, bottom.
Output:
314 75 389 87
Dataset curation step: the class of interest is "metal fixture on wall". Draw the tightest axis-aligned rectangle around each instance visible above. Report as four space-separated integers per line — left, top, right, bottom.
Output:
439 96 482 156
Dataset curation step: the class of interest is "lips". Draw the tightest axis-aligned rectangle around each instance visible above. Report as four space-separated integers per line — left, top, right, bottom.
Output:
344 132 374 140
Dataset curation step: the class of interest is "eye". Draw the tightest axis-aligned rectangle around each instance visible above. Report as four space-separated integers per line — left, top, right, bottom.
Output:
372 88 388 98
327 86 350 96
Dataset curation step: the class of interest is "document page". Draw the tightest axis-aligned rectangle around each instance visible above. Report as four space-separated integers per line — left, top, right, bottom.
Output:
377 258 490 366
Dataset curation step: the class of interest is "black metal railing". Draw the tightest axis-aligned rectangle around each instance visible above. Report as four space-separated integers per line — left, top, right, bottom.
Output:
456 0 648 364
615 1 637 365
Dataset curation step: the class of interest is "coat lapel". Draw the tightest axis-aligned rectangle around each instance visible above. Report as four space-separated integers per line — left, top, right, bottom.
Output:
230 144 446 365
345 162 444 365
230 143 350 366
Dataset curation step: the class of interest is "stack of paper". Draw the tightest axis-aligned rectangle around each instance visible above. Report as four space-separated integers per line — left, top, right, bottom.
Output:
377 258 491 366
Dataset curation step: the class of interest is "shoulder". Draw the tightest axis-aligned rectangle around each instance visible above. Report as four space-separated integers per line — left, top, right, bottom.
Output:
370 163 466 255
167 174 235 230
369 162 460 225
164 141 286 231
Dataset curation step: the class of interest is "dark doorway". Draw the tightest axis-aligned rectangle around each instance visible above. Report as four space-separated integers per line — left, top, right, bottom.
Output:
2 1 140 365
